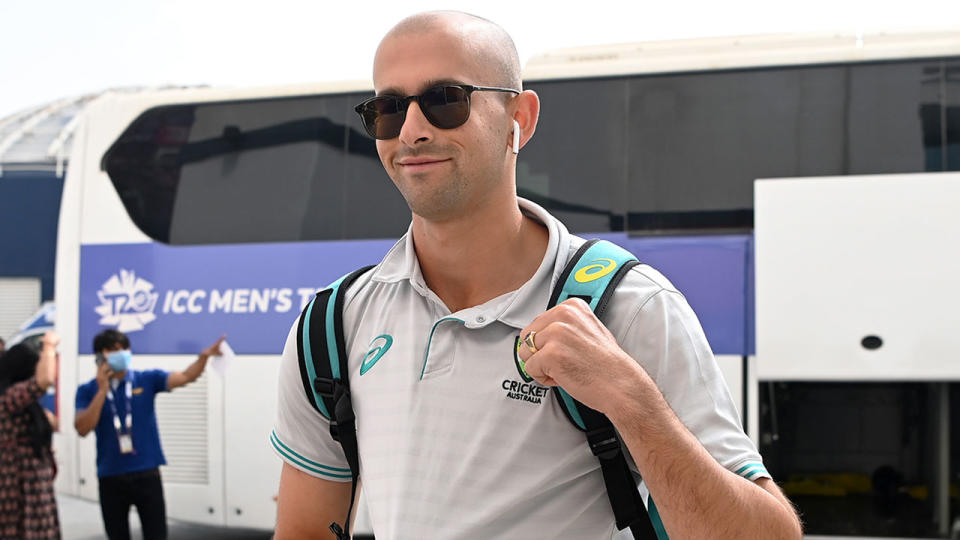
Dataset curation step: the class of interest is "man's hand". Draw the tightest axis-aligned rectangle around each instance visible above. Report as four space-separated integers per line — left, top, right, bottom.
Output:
95 361 114 393
516 298 648 416
168 334 226 390
201 334 227 359
35 331 60 389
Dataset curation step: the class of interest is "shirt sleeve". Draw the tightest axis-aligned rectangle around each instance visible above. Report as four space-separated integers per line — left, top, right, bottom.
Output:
608 265 771 482
272 317 352 482
143 369 170 393
75 380 94 411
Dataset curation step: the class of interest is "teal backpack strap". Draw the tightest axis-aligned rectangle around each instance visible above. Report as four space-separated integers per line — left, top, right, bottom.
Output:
548 239 664 540
294 264 374 540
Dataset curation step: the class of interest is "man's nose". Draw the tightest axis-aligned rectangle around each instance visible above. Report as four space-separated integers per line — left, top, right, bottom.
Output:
398 101 433 146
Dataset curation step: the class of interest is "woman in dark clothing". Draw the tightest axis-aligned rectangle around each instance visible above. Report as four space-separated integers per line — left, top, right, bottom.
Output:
0 332 60 540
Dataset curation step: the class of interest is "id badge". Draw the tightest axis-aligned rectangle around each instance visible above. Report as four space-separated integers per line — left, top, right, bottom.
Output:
118 434 135 454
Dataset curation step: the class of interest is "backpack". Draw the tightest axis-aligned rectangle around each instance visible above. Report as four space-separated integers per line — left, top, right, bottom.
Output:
296 239 666 540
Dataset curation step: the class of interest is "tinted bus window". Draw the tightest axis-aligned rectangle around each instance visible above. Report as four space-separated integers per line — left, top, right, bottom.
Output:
944 61 960 171
105 59 956 244
624 59 949 232
628 65 847 231
103 93 408 245
846 61 942 175
521 78 628 232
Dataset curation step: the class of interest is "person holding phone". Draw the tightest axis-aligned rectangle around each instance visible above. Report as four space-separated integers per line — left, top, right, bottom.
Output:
75 329 224 540
0 331 60 540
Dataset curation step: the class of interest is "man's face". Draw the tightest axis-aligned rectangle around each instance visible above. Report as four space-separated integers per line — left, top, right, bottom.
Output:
372 29 513 222
99 342 130 377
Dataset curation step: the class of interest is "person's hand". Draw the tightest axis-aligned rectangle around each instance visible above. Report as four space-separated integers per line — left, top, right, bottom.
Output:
96 361 114 393
35 331 60 389
44 409 60 432
202 334 227 358
40 331 59 351
516 298 649 416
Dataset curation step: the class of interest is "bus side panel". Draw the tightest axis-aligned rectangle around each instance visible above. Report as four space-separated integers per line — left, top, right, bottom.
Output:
53 115 87 497
224 355 282 527
77 240 397 355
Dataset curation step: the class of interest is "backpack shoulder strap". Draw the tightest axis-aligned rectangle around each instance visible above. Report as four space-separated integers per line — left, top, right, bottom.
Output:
296 265 374 419
294 264 375 540
549 239 664 540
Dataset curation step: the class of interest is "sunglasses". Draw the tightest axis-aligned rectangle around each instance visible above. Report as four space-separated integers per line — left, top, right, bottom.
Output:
354 84 520 140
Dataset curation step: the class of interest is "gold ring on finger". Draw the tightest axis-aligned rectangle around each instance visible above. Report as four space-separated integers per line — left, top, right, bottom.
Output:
523 331 539 354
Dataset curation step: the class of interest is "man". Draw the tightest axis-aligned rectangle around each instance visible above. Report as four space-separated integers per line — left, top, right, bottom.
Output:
75 329 224 540
273 11 802 539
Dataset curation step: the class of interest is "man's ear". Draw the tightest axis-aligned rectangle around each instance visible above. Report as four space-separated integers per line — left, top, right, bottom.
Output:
509 90 540 153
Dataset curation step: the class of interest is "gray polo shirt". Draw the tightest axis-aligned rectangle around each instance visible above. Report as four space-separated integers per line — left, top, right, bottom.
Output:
272 198 769 539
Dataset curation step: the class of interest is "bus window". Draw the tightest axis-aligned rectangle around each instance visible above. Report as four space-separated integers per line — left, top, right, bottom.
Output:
521 78 628 233
846 61 942 175
103 92 408 245
944 60 960 171
624 59 948 233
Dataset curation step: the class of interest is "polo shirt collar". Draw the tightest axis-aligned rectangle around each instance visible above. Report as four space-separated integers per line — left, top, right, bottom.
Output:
369 197 570 329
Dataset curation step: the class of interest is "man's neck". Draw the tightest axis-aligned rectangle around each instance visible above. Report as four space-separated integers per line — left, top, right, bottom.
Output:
412 192 548 313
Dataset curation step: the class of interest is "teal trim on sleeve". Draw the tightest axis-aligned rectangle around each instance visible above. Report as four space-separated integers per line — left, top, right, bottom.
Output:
648 497 670 540
735 463 767 475
734 462 770 479
420 317 464 380
300 297 331 419
270 430 351 479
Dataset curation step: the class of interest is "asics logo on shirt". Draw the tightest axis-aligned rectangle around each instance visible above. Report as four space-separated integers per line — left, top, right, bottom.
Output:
360 334 393 375
574 258 617 283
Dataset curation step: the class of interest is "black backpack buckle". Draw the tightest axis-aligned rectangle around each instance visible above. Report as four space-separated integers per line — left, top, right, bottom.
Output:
586 426 622 460
329 521 347 540
313 376 336 398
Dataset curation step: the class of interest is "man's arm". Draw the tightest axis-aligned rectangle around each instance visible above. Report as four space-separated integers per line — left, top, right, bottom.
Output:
520 298 802 540
167 335 225 390
274 463 354 540
75 362 111 437
608 375 801 539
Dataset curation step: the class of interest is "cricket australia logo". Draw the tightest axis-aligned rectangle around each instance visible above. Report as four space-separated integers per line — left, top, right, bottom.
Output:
95 269 159 332
501 336 548 405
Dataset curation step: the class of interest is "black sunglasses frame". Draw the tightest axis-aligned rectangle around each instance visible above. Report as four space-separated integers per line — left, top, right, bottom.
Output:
354 84 520 140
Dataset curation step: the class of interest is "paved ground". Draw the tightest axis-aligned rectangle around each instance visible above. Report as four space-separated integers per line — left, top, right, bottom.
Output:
59 493 272 539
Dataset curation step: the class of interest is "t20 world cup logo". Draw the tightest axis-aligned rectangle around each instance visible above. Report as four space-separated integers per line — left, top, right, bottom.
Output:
95 269 159 332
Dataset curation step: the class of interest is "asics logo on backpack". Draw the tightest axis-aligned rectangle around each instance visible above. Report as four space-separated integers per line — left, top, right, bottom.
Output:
360 334 393 375
574 258 617 283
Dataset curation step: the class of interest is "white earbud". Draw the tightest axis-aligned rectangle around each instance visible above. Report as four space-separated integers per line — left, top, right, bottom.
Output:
512 119 520 155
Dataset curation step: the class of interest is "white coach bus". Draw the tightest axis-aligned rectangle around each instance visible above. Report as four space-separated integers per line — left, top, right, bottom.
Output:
52 29 960 537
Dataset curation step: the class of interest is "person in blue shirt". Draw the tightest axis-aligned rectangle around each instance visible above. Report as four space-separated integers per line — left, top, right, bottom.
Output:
74 329 224 540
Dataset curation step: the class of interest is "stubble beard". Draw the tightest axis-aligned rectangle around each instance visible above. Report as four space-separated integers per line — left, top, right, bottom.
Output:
395 168 468 223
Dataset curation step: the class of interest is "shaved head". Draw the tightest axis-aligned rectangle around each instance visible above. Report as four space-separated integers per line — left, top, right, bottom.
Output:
369 10 540 223
375 11 522 91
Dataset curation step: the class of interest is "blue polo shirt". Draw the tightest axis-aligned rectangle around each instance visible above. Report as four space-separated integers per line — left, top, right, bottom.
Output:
76 369 169 478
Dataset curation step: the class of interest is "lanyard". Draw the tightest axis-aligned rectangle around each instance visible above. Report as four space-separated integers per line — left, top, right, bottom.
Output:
105 379 133 434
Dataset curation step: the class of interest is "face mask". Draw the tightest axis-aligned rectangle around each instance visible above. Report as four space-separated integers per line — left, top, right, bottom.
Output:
107 349 132 372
